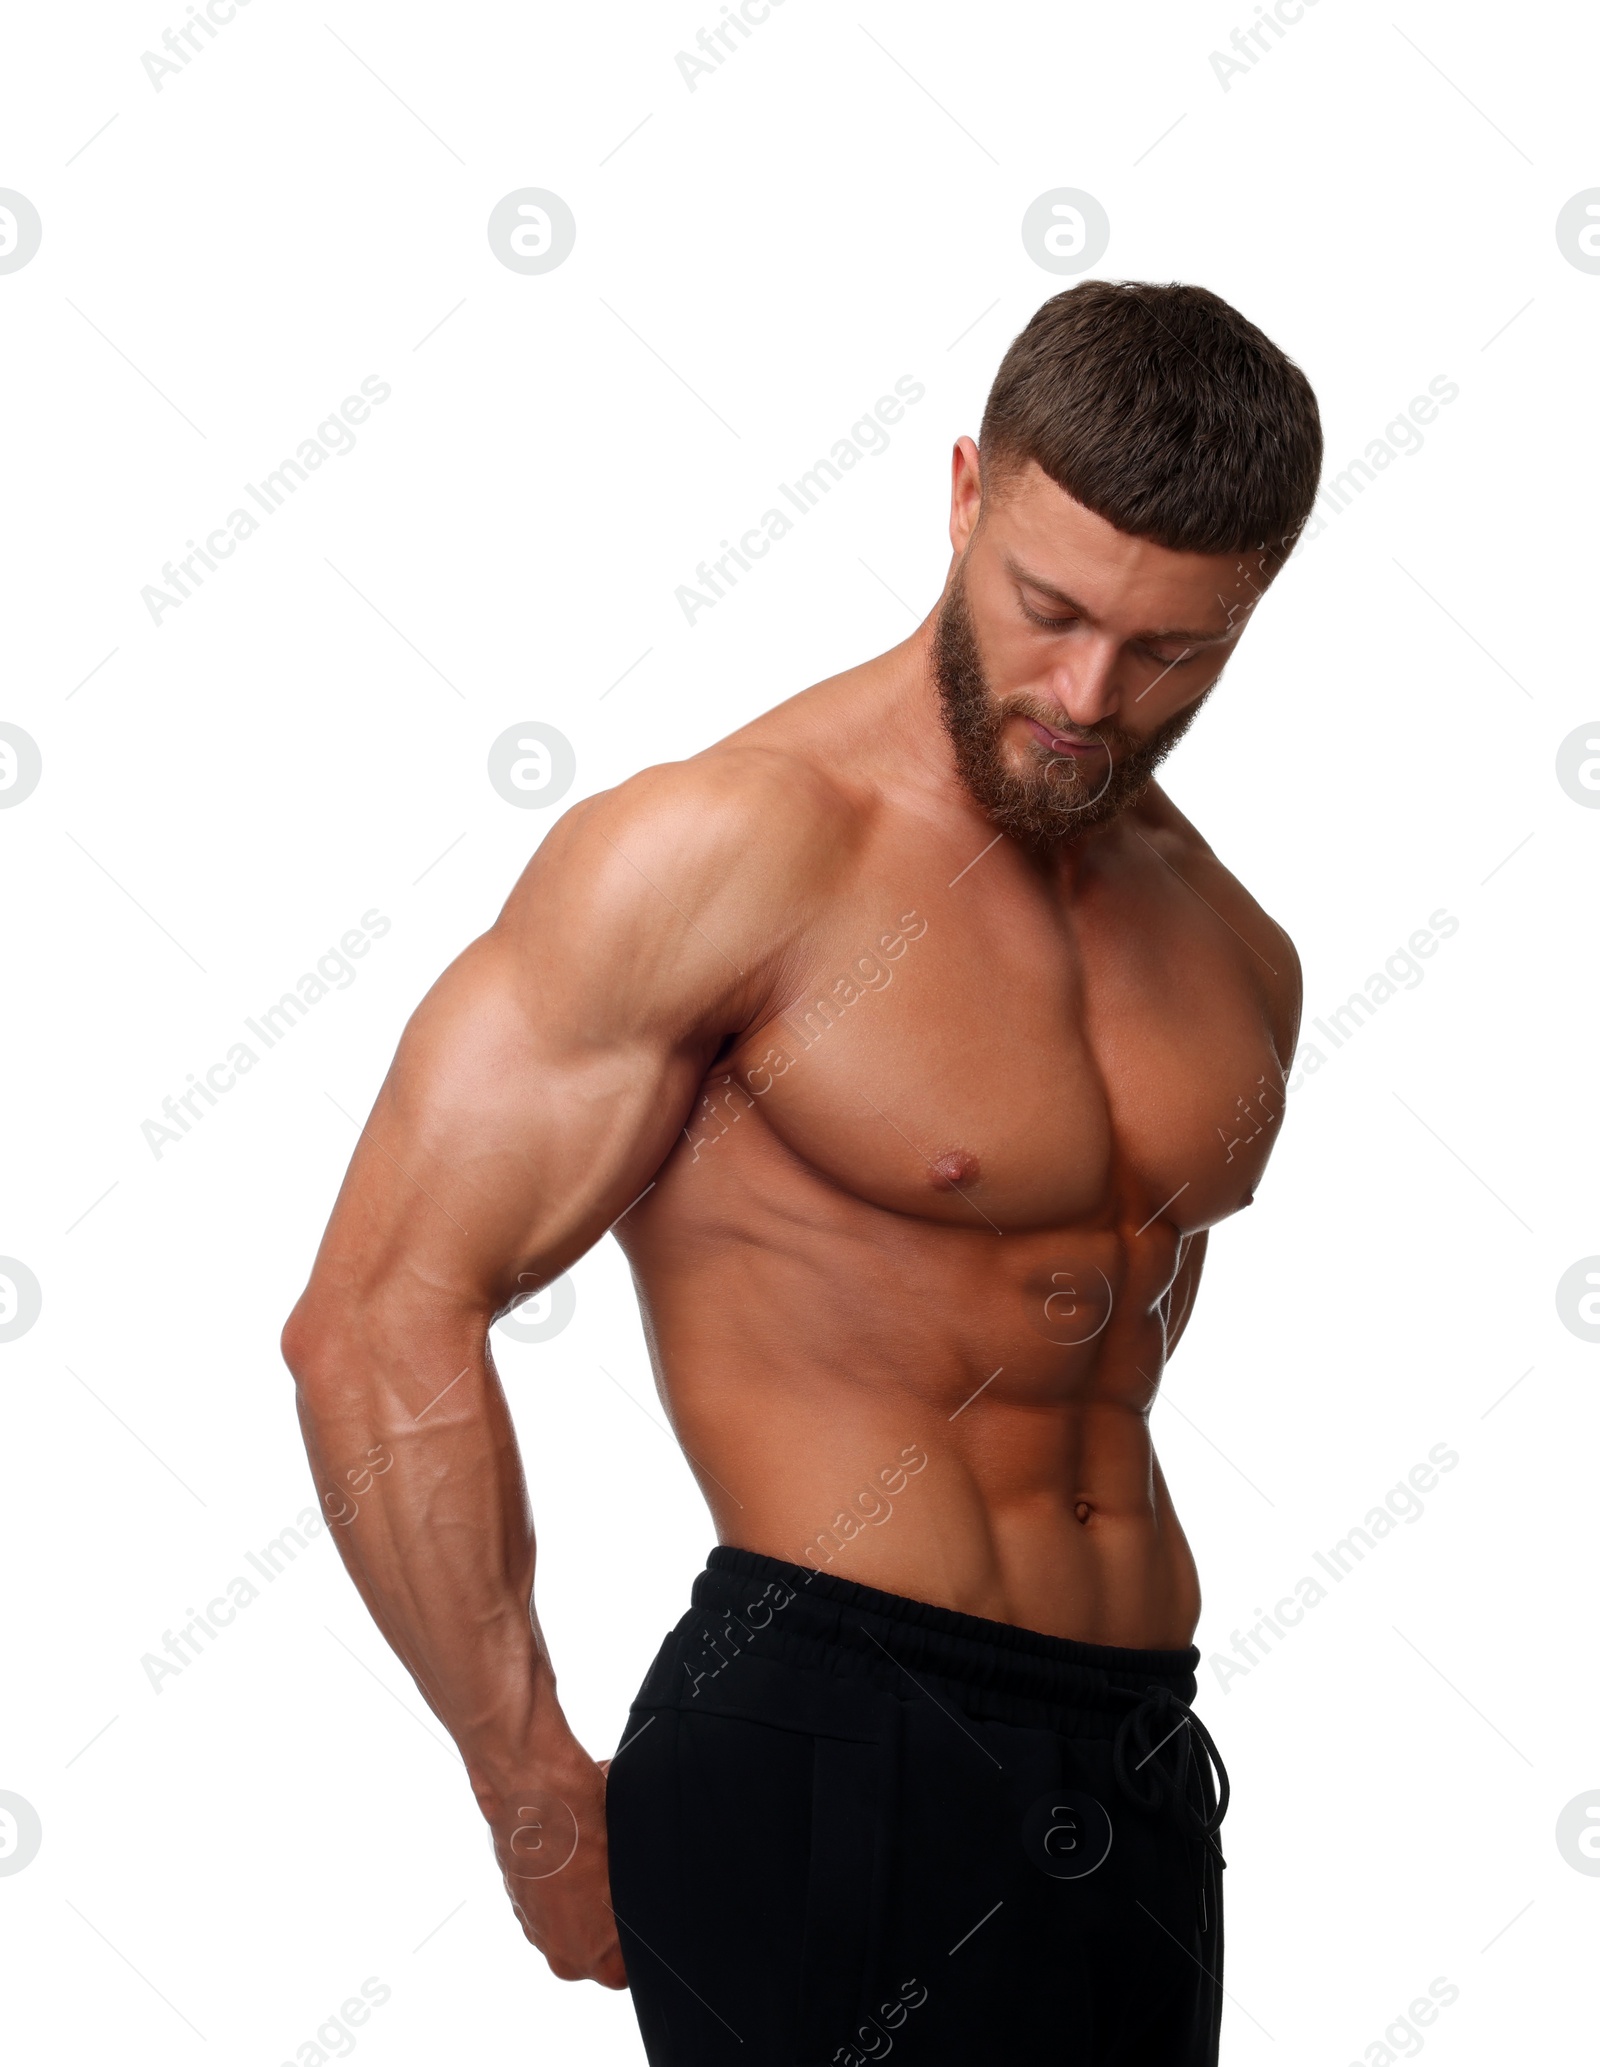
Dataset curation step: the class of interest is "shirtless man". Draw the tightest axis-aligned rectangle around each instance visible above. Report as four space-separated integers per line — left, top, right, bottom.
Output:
283 279 1322 2066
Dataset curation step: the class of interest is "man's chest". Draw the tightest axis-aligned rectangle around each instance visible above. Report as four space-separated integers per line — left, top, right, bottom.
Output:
710 868 1289 1239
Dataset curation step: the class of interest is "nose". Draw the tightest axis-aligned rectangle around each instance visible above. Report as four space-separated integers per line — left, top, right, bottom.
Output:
1041 636 1122 730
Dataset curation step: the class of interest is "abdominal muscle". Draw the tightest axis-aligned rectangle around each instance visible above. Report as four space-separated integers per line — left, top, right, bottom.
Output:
672 1374 1200 1650
621 1170 1205 1650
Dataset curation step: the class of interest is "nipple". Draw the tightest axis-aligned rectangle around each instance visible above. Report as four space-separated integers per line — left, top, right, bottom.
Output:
930 1148 980 1190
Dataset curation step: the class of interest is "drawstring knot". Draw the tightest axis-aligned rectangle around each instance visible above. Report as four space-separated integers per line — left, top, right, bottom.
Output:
1109 1682 1229 1863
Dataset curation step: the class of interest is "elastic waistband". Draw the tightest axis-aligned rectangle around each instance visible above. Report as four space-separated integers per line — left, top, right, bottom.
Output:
696 1545 1200 1718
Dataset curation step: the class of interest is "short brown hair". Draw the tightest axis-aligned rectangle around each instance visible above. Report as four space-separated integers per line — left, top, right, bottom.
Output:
978 280 1323 570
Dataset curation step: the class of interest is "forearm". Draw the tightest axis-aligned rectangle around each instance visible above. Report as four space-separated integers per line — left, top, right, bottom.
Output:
287 1308 573 1808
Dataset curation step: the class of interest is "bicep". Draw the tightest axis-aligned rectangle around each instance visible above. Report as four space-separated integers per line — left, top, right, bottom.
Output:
302 818 749 1329
345 941 706 1313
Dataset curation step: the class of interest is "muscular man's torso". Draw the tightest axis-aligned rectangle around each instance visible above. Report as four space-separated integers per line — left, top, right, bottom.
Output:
614 672 1297 1647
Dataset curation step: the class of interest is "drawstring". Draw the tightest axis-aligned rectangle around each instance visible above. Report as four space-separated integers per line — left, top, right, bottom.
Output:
1109 1682 1229 1866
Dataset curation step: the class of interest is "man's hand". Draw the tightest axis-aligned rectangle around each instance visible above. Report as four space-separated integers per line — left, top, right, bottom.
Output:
485 1745 628 1990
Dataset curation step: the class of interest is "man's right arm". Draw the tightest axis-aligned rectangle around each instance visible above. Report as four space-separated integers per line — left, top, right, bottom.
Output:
279 757 827 1984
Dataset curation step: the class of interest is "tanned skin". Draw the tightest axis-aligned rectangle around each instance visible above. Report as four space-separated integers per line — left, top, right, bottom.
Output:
281 434 1302 1991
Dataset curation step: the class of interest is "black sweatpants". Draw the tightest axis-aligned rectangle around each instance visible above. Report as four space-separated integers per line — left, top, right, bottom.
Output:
606 1547 1229 2066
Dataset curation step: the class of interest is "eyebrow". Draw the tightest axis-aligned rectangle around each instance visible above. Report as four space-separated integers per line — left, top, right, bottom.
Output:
1002 554 1239 646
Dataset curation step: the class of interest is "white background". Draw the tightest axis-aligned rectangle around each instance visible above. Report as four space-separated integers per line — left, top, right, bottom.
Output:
3 0 1596 2060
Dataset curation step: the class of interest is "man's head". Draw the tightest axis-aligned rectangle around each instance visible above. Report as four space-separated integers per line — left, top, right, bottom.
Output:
935 280 1322 846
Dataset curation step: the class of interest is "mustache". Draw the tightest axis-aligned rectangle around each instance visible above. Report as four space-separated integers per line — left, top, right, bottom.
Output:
995 698 1138 757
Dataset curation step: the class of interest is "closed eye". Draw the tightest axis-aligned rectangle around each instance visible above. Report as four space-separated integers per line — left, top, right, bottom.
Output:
1019 598 1077 632
1020 599 1199 667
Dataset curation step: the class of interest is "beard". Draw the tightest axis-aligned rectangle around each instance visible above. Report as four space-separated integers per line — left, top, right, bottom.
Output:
933 565 1213 848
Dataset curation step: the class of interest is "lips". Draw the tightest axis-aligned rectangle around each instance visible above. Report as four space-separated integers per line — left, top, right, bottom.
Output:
1022 715 1102 756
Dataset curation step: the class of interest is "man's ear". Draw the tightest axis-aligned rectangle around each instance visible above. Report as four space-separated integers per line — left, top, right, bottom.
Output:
948 435 984 555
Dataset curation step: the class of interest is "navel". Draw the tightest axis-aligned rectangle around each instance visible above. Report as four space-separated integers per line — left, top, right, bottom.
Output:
930 1148 981 1190
1074 1501 1094 1526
